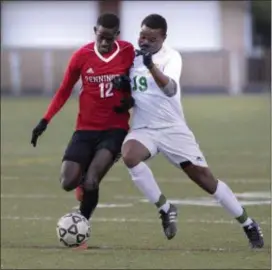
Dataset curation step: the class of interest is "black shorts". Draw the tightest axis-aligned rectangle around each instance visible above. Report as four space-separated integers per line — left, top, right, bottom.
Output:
62 129 127 171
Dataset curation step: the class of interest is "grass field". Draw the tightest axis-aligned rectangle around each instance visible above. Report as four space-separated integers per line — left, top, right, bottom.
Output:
1 95 271 269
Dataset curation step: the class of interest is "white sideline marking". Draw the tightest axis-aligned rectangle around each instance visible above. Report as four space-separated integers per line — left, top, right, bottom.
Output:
116 191 271 206
235 192 271 199
71 204 133 209
1 192 271 206
1 176 20 180
97 204 133 208
0 193 133 208
0 216 269 226
1 175 270 184
1 194 66 199
0 176 123 182
164 199 271 207
156 178 270 184
115 195 143 200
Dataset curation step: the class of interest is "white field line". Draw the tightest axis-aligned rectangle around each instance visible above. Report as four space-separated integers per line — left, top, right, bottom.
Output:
0 216 270 226
1 194 68 199
1 175 270 184
1 192 271 200
4 191 268 207
114 193 271 207
0 193 133 208
2 151 269 163
0 194 135 204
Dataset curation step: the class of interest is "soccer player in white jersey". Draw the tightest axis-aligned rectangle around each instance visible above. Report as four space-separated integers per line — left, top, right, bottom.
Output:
113 14 264 248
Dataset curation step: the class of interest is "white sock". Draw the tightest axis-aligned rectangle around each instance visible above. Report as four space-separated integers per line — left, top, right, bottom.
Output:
159 203 170 213
128 162 170 212
241 219 253 227
214 180 253 226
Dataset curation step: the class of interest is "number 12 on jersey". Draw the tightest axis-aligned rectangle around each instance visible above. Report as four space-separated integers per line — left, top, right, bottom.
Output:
99 82 113 98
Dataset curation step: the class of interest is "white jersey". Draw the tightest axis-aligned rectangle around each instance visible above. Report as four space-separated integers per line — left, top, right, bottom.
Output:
129 45 187 130
125 45 208 168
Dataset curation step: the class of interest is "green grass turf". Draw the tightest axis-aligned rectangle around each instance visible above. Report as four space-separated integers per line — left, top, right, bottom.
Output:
1 95 271 269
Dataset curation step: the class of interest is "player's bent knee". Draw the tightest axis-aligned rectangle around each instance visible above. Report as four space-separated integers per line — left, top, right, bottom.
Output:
60 175 78 192
60 161 82 192
60 177 74 191
122 140 150 168
122 152 139 168
122 148 141 168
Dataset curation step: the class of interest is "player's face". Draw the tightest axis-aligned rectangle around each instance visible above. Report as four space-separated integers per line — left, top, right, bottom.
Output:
138 25 166 54
94 26 120 54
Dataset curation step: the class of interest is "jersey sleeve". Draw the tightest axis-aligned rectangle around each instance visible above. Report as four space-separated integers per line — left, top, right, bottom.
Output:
163 51 182 85
43 50 81 122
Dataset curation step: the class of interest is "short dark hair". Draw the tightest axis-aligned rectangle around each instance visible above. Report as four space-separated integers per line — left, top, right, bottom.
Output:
97 13 120 29
141 14 167 35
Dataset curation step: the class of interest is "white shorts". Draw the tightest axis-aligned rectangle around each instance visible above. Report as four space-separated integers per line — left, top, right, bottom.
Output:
123 126 208 168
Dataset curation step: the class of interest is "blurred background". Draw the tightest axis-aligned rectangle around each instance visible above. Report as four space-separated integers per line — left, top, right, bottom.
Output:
1 0 271 96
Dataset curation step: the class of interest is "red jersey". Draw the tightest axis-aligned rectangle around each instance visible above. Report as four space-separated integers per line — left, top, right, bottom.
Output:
43 40 135 131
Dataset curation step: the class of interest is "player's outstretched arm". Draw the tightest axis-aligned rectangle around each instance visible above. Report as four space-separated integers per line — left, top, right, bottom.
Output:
137 49 182 97
30 52 81 147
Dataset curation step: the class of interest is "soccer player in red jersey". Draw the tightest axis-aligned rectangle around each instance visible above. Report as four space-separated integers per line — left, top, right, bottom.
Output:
31 13 135 222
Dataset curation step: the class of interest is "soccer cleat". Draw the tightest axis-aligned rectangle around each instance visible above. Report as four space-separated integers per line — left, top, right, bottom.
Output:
243 220 264 248
159 204 178 240
75 185 83 202
73 242 88 250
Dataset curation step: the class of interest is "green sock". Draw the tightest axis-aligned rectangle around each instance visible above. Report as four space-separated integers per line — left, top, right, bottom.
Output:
155 194 171 213
236 208 249 224
155 194 167 208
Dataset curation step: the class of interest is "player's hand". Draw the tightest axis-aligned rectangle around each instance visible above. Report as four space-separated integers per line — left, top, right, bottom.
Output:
31 118 48 147
136 49 154 69
112 75 131 92
114 96 135 113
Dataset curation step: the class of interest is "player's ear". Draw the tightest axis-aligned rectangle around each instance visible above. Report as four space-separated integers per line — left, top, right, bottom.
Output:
93 26 97 34
116 30 120 36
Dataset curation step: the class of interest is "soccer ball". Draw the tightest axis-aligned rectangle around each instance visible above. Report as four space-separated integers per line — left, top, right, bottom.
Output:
56 212 90 247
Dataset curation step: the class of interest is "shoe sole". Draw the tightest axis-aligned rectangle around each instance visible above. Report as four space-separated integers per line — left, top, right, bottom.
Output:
73 242 88 250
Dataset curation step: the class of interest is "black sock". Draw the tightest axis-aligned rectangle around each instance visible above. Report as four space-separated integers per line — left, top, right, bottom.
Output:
79 188 99 220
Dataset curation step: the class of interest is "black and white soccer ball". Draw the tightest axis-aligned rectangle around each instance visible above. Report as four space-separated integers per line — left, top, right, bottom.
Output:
56 212 90 247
